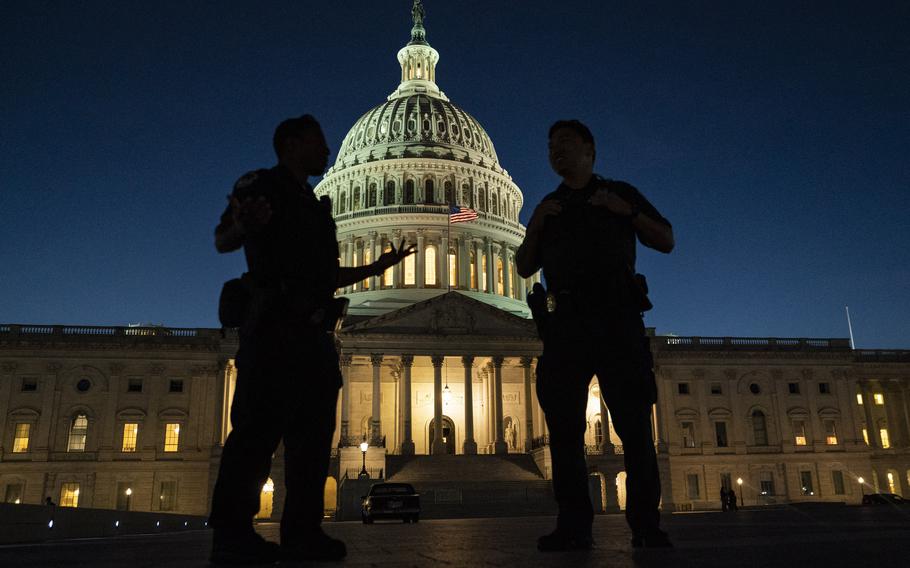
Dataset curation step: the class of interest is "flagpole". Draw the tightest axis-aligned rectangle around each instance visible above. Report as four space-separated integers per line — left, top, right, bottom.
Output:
845 305 855 350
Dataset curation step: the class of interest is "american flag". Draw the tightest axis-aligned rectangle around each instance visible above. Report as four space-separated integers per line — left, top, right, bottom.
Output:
449 205 478 223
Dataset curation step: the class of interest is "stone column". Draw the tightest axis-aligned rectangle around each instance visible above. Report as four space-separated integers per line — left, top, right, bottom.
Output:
400 355 415 455
517 269 527 300
521 357 534 452
416 230 426 289
431 355 446 454
370 354 383 445
860 382 881 448
340 354 353 445
502 246 512 298
473 240 483 291
392 229 403 288
599 383 615 454
441 234 449 289
485 238 495 294
492 356 508 454
462 356 477 454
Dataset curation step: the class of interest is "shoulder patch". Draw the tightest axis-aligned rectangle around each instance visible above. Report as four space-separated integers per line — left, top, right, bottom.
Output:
233 171 260 191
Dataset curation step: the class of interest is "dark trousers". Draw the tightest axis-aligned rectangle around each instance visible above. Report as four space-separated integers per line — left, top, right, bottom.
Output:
536 309 661 536
209 326 341 544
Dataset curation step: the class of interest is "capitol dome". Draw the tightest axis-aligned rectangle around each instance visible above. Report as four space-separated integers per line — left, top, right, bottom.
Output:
315 1 539 318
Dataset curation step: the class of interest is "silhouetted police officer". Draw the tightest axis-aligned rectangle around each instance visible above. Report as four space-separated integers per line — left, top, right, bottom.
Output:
209 115 414 565
517 120 675 551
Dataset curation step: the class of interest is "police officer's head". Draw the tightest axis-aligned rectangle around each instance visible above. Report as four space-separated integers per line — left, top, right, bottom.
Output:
273 115 331 176
548 119 595 179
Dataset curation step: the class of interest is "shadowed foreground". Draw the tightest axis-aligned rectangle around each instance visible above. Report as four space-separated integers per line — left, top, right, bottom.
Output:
1 506 908 567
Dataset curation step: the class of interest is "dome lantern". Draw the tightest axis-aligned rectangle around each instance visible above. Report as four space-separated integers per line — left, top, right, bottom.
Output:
390 0 446 101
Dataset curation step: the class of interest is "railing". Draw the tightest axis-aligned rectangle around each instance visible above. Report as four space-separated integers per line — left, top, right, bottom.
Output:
337 435 386 448
661 336 852 350
0 324 211 339
530 435 549 450
342 467 384 481
855 350 910 362
331 205 526 233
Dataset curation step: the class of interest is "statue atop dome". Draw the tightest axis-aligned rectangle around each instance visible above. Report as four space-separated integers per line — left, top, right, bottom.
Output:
409 0 427 45
412 0 425 27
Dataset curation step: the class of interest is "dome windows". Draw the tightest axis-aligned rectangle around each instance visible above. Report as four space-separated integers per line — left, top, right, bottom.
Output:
368 184 377 208
384 181 396 205
404 180 415 204
352 187 362 211
424 180 435 204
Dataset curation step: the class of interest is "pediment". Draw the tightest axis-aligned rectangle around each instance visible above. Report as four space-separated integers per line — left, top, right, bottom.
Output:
342 292 537 339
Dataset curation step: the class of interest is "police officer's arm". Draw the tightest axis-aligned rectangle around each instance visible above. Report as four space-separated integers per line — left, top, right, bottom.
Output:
336 239 416 288
214 195 273 253
590 187 674 253
632 213 674 253
516 199 562 277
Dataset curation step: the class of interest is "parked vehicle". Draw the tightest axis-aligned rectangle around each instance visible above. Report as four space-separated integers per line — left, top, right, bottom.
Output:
862 493 907 505
361 483 420 524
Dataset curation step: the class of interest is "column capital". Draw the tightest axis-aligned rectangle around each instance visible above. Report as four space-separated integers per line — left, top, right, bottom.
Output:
400 354 415 367
431 355 445 368
340 354 353 367
492 355 505 368
392 228 403 239
461 355 475 367
370 353 384 366
519 356 533 368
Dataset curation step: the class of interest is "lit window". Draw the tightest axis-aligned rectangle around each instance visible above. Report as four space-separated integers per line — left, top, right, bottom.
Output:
122 423 138 452
508 261 514 298
793 420 807 446
856 394 863 405
60 483 80 508
449 249 457 288
4 483 24 504
862 428 869 445
163 423 180 452
887 472 897 494
874 393 884 405
880 428 890 449
496 258 504 295
363 246 372 289
481 254 488 291
470 250 477 289
67 414 88 452
404 252 416 285
159 481 177 511
824 419 838 445
425 246 437 286
13 423 30 453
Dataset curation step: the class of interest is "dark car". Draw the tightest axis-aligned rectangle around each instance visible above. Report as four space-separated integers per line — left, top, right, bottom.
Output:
862 493 907 505
361 483 420 524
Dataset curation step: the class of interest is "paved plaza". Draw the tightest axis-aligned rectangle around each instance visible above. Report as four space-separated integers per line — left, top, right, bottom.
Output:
1 506 908 567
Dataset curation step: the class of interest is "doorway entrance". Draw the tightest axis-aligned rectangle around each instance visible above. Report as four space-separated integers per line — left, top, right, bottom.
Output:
429 416 456 455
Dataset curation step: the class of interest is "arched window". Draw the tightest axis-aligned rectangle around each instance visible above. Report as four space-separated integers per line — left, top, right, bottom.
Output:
470 249 477 289
496 257 504 295
352 187 362 211
462 184 472 208
425 245 437 286
492 193 499 216
425 179 435 204
752 410 768 446
448 248 457 287
478 187 486 212
339 191 347 214
404 180 415 204
404 250 416 285
382 242 394 286
594 418 604 447
445 181 454 205
67 414 88 452
384 181 396 205
368 183 377 207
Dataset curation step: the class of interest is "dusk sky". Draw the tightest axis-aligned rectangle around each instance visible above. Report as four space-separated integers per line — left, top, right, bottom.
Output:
2 1 908 347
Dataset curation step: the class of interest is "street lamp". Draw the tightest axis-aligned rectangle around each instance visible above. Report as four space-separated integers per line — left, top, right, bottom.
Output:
359 441 369 479
125 487 132 511
736 478 744 507
858 477 865 496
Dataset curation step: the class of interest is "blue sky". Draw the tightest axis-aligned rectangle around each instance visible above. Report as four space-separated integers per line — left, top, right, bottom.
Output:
1 1 908 347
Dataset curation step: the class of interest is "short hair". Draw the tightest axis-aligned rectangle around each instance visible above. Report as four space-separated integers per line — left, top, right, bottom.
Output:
272 114 321 157
548 119 596 161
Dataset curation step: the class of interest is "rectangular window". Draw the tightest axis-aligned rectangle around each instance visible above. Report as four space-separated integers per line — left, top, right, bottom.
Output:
681 421 696 448
67 415 88 452
818 382 831 394
169 380 184 393
116 482 132 511
122 423 139 452
715 421 728 448
20 378 38 392
874 393 884 405
856 393 863 405
788 382 800 394
481 254 488 291
760 471 775 496
13 423 31 453
677 383 690 395
60 483 80 508
824 419 838 445
880 428 890 448
710 383 723 395
159 481 177 511
686 474 700 499
4 483 24 504
163 423 180 452
449 251 457 288
404 253 416 286
832 471 845 495
793 420 807 446
862 428 869 445
799 471 814 496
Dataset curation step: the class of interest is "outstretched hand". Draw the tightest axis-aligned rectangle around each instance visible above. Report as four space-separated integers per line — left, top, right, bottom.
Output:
374 239 417 271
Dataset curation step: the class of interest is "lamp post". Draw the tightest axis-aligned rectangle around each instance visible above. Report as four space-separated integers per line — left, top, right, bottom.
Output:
125 487 132 511
858 477 865 496
736 477 744 507
359 441 369 479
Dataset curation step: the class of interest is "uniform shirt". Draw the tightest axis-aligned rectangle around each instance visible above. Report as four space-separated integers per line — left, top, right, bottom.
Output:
539 174 671 310
217 164 339 302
